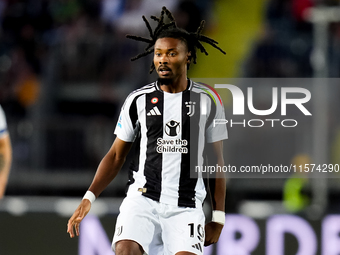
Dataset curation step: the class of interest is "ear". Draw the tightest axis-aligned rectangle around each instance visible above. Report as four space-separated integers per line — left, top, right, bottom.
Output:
187 52 192 64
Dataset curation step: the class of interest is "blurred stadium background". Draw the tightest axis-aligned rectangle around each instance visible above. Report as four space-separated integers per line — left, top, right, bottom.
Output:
1 0 340 254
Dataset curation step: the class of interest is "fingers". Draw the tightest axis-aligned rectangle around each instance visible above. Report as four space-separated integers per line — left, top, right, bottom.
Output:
67 206 85 238
67 222 75 238
204 238 217 246
67 212 79 238
74 221 80 237
204 233 219 246
67 200 91 238
67 215 82 237
67 221 75 238
204 232 214 246
204 222 221 246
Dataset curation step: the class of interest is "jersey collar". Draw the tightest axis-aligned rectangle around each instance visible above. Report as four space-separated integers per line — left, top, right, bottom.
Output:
155 79 193 93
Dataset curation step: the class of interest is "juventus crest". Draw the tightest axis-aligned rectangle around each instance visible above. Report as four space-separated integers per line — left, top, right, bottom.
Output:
185 101 196 117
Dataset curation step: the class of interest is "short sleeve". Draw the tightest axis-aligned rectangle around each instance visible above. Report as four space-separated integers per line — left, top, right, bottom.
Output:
205 94 228 143
114 96 139 142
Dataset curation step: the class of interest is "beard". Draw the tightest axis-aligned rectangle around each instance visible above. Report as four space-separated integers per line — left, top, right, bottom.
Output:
157 77 173 86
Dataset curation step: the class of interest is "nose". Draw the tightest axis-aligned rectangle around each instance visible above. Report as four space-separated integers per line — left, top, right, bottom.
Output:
159 55 168 64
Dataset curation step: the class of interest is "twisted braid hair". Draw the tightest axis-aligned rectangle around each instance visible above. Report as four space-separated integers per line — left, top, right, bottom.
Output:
126 6 226 73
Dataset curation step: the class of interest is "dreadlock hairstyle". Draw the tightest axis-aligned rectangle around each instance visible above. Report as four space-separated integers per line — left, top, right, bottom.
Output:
126 6 226 73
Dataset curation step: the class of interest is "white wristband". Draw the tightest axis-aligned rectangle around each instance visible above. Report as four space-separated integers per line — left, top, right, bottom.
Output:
212 210 225 225
83 191 96 204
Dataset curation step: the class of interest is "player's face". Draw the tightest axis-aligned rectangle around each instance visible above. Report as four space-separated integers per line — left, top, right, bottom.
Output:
154 37 190 83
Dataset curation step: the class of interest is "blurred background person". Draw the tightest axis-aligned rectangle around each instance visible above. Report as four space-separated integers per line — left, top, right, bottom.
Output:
0 105 12 199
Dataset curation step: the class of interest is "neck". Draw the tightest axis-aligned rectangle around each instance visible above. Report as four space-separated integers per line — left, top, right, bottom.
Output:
159 75 188 93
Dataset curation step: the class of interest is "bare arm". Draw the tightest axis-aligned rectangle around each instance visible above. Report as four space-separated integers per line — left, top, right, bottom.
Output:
211 140 226 212
0 134 12 199
87 138 133 197
204 140 226 246
67 137 133 238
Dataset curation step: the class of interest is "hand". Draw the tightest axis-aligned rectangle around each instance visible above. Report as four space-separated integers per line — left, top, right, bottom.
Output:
67 199 91 238
204 222 223 246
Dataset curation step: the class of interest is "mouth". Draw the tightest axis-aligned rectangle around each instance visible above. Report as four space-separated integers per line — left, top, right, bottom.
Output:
158 66 171 76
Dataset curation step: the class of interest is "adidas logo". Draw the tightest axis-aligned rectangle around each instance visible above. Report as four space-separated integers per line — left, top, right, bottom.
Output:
192 243 202 252
147 106 161 116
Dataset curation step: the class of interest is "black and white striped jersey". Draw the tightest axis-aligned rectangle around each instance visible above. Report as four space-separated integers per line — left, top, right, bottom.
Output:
114 80 228 208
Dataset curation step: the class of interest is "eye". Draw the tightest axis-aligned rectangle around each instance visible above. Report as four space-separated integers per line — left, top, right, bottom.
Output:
155 52 161 57
169 52 176 57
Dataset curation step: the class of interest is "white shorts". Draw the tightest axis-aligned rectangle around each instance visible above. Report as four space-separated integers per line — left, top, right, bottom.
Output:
112 195 205 255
